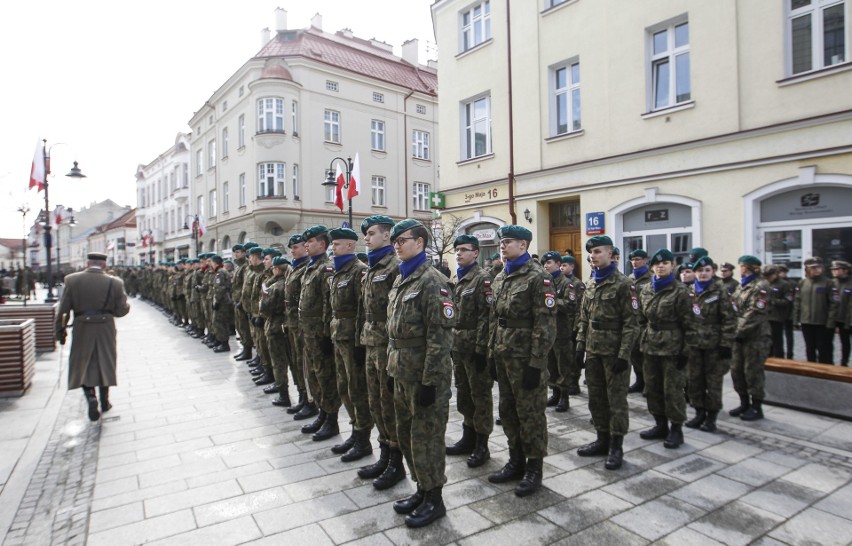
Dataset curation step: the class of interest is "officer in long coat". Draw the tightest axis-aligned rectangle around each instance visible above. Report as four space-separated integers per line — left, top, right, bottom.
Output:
55 252 130 421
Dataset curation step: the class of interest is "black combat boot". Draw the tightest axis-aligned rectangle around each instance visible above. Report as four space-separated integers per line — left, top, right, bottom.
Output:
253 367 275 386
393 485 424 514
729 394 751 417
82 387 99 422
546 387 561 407
247 355 261 367
405 487 446 528
700 410 719 433
332 431 357 454
293 401 319 421
445 424 475 455
628 371 645 394
740 399 764 421
341 429 373 462
663 423 684 449
567 382 581 396
213 341 231 353
234 347 252 361
515 458 543 497
359 442 389 479
605 435 624 470
640 414 670 440
555 388 569 413
684 408 706 429
467 433 490 468
312 412 339 441
250 365 264 376
301 409 326 433
287 389 307 414
488 446 526 483
272 391 291 407
373 448 406 490
577 431 610 457
98 387 112 413
263 385 279 394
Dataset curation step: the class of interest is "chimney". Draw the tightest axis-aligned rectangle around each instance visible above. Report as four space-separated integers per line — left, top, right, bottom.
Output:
311 13 322 31
369 38 394 53
402 38 419 65
275 7 287 32
339 28 353 39
260 27 271 47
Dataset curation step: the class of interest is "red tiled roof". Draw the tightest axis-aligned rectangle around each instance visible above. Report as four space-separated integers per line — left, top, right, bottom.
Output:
260 64 294 81
255 28 438 96
0 238 23 250
99 209 136 232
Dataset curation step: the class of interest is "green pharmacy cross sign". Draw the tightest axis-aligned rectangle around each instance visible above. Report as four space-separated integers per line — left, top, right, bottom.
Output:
430 191 446 209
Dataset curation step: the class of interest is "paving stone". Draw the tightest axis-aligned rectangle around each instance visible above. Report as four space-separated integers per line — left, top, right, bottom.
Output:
740 479 825 518
87 509 196 546
340 532 396 546
383 505 493 544
282 464 370 503
95 454 183 484
252 491 358 535
655 526 725 545
769 507 852 545
814 481 852 520
468 486 565 524
754 449 809 469
147 516 262 545
602 470 686 505
87 501 144 533
137 457 227 488
551 520 648 546
443 478 503 511
781 462 852 493
538 489 634 534
698 439 764 464
237 460 327 493
610 495 705 541
668 474 752 511
458 512 569 545
91 479 187 512
717 457 792 487
653 455 726 483
688 500 784 544
319 500 399 543
91 476 138 500
193 486 293 527
144 479 244 517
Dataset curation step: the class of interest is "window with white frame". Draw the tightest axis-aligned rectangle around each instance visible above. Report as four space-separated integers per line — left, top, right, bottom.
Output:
788 0 847 75
462 95 492 159
196 195 203 218
461 1 491 51
326 80 339 92
554 60 581 134
324 109 341 143
169 172 176 192
223 182 230 213
258 162 286 197
239 173 246 206
222 127 229 159
292 100 299 136
371 176 386 206
373 92 384 103
371 120 385 151
412 130 431 160
413 182 431 211
195 149 203 175
649 19 690 111
257 97 285 133
416 104 427 114
222 100 228 112
182 164 189 187
292 164 300 200
238 115 246 147
207 139 216 169
209 190 217 217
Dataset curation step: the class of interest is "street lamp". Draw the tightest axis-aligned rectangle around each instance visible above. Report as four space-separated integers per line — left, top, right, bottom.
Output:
16 205 30 306
41 140 86 302
322 156 354 228
55 207 76 274
183 214 200 257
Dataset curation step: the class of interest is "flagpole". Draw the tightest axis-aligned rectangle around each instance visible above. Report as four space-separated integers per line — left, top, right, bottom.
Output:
322 156 354 228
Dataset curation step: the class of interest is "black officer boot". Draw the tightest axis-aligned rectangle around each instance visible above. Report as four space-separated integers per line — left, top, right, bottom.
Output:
445 424 475 455
263 384 279 394
393 485 424 514
234 347 252 361
359 442 389 479
301 409 326 433
546 387 561 407
213 342 231 353
341 429 373 462
332 431 357 454
700 410 719 433
640 414 670 440
82 387 100 422
567 383 581 396
740 400 764 421
250 365 264 376
98 387 112 413
729 394 751 417
515 458 543 497
605 435 624 470
405 487 446 528
373 448 406 490
312 412 340 441
293 401 319 421
628 372 645 394
684 408 706 429
248 355 261 367
488 446 526 483
663 423 684 449
467 433 490 468
254 367 275 386
287 389 307 414
555 388 570 413
577 431 610 457
272 391 291 407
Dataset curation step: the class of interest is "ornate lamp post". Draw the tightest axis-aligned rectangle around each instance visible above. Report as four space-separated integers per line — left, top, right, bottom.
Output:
322 156 354 228
183 214 200 257
16 205 30 305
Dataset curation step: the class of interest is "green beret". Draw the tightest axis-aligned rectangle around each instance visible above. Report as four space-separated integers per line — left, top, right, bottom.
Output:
738 255 762 267
211 255 223 264
360 215 395 235
491 253 501 260
248 246 263 256
272 256 290 267
262 248 282 257
561 255 576 265
650 248 675 264
329 227 359 241
288 234 305 247
243 242 258 249
680 262 695 271
496 225 532 241
303 225 329 241
689 247 709 261
612 246 620 256
585 235 613 252
390 219 426 242
223 259 234 265
453 234 479 248
232 244 245 252
356 252 368 261
541 251 561 263
693 256 714 269
629 249 648 259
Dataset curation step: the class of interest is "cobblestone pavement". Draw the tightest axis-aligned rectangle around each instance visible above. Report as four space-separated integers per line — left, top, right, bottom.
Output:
3 298 852 545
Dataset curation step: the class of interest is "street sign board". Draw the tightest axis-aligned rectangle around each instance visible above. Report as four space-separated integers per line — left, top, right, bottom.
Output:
586 212 605 235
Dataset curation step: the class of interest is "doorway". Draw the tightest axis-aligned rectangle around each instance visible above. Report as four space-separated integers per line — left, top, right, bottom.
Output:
549 200 582 279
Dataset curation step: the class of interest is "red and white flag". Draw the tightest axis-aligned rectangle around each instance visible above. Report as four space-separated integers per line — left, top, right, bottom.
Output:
106 240 115 251
53 205 65 227
29 139 45 192
197 216 206 237
347 153 360 200
334 163 345 212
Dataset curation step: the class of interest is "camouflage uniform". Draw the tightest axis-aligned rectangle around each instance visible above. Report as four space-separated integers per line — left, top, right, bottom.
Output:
547 271 575 391
629 268 653 389
190 266 206 333
231 257 253 354
260 269 293 391
732 278 771 400
284 258 309 397
253 268 274 370
387 260 456 491
687 281 736 411
767 276 794 358
564 273 585 387
211 265 233 345
794 273 836 364
242 263 265 361
299 254 338 413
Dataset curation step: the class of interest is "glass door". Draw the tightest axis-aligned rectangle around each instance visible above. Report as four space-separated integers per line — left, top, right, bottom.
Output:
813 226 852 264
763 229 803 277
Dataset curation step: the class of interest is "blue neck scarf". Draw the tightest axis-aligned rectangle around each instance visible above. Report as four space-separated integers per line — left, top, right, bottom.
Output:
504 252 531 276
593 262 617 283
741 273 756 288
292 256 308 268
694 278 713 294
457 263 475 280
399 251 428 280
308 254 325 266
368 245 394 268
632 265 648 279
551 270 562 279
333 254 356 270
652 273 676 292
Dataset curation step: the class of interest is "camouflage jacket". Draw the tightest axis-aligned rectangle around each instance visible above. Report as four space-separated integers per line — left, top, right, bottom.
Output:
241 264 264 316
576 269 640 360
632 268 653 290
212 267 232 309
299 255 334 338
837 276 852 327
260 272 288 333
450 263 491 355
638 279 693 356
386 260 456 385
190 269 204 303
767 276 794 323
330 256 367 342
793 275 834 327
733 278 771 339
551 272 574 341
488 257 556 368
564 274 585 338
721 276 739 296
687 281 736 350
254 269 273 318
359 249 400 347
284 259 308 330
230 257 248 304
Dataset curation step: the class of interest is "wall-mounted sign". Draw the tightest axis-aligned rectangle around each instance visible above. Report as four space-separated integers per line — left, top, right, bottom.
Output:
472 228 497 242
586 212 605 235
463 187 501 205
645 209 669 222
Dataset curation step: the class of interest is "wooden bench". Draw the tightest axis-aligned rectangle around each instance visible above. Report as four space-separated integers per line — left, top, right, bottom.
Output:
0 318 36 396
764 357 852 420
0 304 57 352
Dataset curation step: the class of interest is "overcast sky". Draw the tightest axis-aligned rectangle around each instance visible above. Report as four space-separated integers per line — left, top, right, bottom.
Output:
0 0 437 238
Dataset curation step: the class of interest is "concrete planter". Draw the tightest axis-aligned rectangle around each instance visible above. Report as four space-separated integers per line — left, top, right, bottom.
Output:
764 357 852 421
0 303 58 352
0 318 36 397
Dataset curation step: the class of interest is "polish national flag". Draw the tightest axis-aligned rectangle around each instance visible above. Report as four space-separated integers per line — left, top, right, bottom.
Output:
197 216 206 237
29 139 45 192
347 153 360 200
334 163 345 212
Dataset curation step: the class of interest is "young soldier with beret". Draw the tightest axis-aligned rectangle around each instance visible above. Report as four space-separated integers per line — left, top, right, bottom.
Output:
560 255 585 395
284 235 313 416
628 249 652 394
541 250 572 412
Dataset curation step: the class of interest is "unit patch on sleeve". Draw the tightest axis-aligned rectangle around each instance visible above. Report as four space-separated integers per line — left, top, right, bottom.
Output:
545 293 556 308
442 302 455 319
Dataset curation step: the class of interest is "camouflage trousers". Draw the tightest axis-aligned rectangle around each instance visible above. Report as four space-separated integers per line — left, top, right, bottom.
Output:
394 377 450 491
643 355 687 424
687 348 730 411
585 354 631 436
191 300 205 331
211 309 230 344
495 355 549 458
252 322 272 368
175 297 187 323
732 335 769 401
204 300 214 333
630 340 644 384
303 337 341 414
547 337 574 388
285 327 306 392
451 351 493 435
267 330 293 390
365 344 398 448
234 306 253 350
334 338 372 431
331 338 355 428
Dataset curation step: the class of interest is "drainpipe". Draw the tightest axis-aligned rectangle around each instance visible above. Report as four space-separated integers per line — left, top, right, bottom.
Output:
403 88 415 218
505 0 517 224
